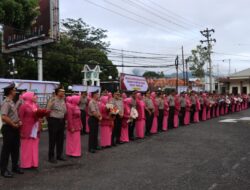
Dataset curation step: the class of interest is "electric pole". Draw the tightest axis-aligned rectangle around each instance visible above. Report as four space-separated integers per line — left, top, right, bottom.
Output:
185 58 189 87
121 49 124 73
175 55 179 92
200 28 216 93
181 46 185 85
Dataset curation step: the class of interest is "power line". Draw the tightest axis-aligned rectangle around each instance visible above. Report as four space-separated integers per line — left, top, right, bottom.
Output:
102 0 187 37
137 0 200 32
84 0 186 39
108 47 191 56
123 0 199 38
146 0 203 29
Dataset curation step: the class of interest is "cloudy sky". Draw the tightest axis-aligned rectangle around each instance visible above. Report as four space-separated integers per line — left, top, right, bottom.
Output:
60 0 250 76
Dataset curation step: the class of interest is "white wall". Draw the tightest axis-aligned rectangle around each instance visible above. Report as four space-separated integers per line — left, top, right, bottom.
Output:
229 81 250 94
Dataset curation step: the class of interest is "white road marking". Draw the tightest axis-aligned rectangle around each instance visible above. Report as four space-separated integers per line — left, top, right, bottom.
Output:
219 119 237 123
238 117 250 121
232 163 240 170
208 183 218 190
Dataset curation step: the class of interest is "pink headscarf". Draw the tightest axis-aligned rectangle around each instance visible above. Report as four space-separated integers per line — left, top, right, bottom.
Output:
100 96 109 105
71 95 80 106
22 92 35 105
122 93 127 100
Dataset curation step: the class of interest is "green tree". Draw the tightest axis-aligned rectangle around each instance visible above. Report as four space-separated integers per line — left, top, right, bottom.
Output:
0 0 39 29
188 45 210 78
143 71 161 78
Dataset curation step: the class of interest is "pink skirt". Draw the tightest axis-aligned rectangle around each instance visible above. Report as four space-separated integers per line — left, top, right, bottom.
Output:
202 107 207 121
120 119 129 142
225 106 229 114
184 111 190 125
150 116 158 134
216 106 220 117
66 131 81 157
207 109 211 120
194 111 199 123
20 138 39 169
85 115 90 133
162 115 169 131
174 113 179 128
135 119 145 138
100 125 112 147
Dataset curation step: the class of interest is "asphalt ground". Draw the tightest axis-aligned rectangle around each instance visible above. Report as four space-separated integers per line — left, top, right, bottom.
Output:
0 109 250 190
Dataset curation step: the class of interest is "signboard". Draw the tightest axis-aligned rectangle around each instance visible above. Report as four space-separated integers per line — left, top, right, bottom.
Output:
120 73 148 92
2 0 59 53
72 85 101 93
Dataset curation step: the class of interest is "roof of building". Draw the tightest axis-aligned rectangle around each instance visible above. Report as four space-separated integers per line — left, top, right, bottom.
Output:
229 68 250 78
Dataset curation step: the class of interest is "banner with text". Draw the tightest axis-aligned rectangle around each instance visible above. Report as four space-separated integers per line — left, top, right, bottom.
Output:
120 73 148 92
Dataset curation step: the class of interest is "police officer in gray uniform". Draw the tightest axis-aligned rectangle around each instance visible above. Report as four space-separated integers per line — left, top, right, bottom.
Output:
144 90 154 136
190 91 196 123
79 91 88 135
0 83 24 178
128 91 137 141
47 86 67 163
110 90 124 145
88 90 102 153
168 90 176 129
157 92 164 132
179 92 186 126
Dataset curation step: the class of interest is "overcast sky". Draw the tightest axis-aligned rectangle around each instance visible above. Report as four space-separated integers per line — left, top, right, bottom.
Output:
60 0 250 76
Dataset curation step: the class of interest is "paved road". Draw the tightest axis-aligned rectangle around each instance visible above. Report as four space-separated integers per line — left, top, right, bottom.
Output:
0 110 250 190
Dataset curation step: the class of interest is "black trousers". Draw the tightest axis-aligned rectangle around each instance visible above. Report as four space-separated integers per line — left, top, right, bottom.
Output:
190 105 196 123
80 110 87 134
145 109 154 135
112 115 122 144
0 124 20 173
88 116 99 151
180 107 186 126
158 109 164 131
168 106 175 129
199 105 203 121
129 119 136 139
47 117 65 160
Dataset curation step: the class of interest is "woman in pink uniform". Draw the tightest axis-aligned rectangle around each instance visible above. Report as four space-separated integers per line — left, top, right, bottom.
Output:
202 94 207 121
162 95 169 131
99 96 112 148
66 95 82 157
194 95 200 123
184 94 191 125
121 97 131 143
135 93 145 139
174 94 180 128
19 92 40 169
150 92 159 134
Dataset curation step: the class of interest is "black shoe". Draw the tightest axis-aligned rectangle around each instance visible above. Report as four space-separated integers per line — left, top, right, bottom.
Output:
57 157 67 161
129 137 135 141
1 170 13 178
48 158 57 164
95 146 102 150
89 149 96 153
12 167 24 174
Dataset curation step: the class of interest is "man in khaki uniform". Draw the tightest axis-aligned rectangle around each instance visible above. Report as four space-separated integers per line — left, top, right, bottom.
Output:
110 90 124 145
47 86 67 163
168 90 176 129
128 91 137 141
144 90 154 136
88 90 102 153
0 83 24 178
79 91 88 135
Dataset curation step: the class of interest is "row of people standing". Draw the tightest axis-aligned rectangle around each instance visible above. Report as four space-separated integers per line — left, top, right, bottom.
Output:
1 82 249 178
